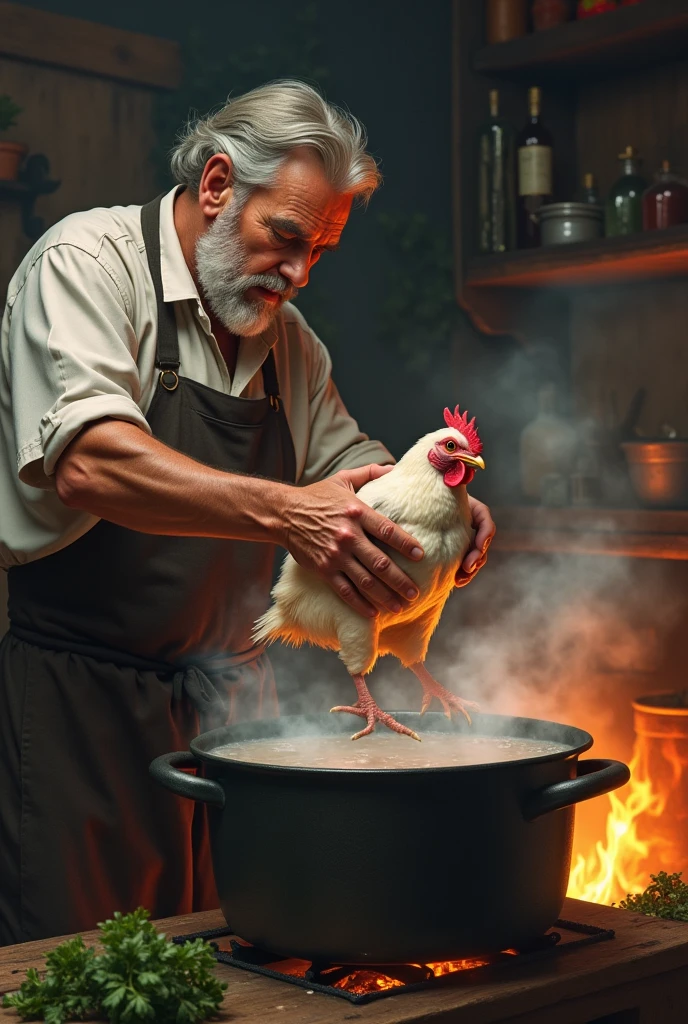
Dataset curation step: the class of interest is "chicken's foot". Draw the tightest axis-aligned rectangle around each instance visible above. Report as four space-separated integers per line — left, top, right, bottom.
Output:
331 674 421 742
409 662 479 724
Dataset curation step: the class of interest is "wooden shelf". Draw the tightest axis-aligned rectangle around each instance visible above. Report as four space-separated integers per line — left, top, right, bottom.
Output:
492 506 688 560
466 225 688 289
474 0 688 81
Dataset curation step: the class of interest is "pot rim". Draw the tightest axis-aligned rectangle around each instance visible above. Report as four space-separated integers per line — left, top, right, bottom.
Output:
190 711 593 776
621 439 688 448
540 202 603 219
633 691 688 715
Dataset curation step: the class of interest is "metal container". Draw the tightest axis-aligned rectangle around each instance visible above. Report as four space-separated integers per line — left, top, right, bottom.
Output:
621 440 688 508
150 711 628 964
632 693 688 873
540 202 604 245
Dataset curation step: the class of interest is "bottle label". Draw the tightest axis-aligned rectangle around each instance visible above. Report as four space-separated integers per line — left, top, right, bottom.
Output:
518 145 553 196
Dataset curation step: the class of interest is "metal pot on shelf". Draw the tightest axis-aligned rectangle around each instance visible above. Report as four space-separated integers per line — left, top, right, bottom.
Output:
150 711 628 964
621 440 688 508
540 202 604 246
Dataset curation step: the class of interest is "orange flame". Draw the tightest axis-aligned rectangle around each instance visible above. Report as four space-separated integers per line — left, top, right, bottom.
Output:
567 733 681 905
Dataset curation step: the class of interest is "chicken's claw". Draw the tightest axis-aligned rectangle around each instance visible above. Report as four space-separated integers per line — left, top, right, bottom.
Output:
331 702 421 742
331 674 421 741
410 664 479 724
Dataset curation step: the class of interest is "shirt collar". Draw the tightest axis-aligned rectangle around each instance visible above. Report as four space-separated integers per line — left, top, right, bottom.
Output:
159 185 199 303
157 184 279 351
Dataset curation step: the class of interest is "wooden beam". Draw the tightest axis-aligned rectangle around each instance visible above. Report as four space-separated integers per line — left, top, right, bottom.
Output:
0 2 181 90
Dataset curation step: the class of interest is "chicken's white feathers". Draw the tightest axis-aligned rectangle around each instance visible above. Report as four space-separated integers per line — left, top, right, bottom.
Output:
253 427 475 676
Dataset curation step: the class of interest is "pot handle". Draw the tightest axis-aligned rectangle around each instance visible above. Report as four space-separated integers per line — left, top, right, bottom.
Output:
523 759 630 822
149 751 225 809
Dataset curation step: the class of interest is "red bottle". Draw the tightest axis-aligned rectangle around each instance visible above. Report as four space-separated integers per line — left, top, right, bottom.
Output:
642 161 688 231
577 0 616 17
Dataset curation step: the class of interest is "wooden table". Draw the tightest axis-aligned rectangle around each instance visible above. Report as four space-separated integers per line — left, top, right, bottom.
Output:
1 898 687 1023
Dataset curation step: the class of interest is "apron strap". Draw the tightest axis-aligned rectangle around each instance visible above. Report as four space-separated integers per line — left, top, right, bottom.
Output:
262 347 281 411
140 194 180 372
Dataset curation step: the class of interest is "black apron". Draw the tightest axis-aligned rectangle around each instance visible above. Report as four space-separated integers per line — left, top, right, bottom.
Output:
0 194 296 944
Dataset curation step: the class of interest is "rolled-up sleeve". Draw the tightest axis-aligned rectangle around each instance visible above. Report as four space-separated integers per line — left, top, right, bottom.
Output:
299 326 393 484
8 243 151 489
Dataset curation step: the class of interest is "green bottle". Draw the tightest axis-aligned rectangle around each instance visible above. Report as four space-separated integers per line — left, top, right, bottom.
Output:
477 89 516 253
605 146 648 237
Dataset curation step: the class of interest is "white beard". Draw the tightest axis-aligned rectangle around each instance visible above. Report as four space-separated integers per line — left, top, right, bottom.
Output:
195 195 298 337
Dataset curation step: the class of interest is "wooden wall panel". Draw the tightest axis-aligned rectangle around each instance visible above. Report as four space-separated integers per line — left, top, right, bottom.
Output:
0 1 180 90
570 281 688 437
570 59 688 441
0 8 175 632
0 55 159 300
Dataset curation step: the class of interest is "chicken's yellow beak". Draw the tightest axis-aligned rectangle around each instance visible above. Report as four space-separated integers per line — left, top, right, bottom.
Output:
457 452 485 470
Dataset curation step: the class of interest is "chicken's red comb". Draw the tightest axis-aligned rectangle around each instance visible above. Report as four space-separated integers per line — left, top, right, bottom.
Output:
443 405 483 455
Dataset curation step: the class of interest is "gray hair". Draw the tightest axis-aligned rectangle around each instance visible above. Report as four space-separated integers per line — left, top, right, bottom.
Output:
170 80 382 204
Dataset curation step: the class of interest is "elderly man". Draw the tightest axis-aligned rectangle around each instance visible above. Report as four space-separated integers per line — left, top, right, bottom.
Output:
0 80 494 944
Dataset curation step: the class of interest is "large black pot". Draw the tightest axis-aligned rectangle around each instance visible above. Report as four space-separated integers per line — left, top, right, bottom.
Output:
150 712 629 964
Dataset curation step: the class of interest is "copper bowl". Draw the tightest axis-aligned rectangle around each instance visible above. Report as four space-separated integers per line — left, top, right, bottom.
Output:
621 441 688 509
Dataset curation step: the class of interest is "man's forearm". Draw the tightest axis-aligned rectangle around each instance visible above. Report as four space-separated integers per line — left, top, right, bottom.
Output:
55 419 291 543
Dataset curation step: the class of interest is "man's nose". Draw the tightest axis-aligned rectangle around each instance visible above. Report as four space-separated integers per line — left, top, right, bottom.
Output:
279 256 310 290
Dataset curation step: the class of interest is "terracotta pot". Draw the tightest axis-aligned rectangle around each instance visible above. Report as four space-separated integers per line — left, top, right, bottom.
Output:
0 141 27 181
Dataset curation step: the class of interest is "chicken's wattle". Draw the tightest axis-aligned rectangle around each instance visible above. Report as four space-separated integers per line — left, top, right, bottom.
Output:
444 463 474 488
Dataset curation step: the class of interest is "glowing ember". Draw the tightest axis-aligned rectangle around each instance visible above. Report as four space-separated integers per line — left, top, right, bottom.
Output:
333 971 405 994
424 958 489 975
567 730 680 906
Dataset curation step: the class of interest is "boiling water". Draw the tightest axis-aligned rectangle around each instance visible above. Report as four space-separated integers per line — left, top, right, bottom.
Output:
212 733 570 770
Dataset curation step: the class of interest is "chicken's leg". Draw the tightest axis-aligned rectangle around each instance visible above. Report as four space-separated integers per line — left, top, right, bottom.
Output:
409 662 479 723
331 675 421 742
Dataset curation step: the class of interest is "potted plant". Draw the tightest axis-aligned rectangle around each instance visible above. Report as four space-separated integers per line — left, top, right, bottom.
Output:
0 95 26 181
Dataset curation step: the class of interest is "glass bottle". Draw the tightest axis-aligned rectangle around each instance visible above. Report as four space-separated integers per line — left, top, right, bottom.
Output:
519 383 578 502
605 147 648 237
577 0 616 17
642 161 688 231
579 172 601 205
517 87 553 249
477 90 516 254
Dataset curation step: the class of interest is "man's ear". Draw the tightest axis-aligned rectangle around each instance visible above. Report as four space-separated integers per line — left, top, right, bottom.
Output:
198 154 234 220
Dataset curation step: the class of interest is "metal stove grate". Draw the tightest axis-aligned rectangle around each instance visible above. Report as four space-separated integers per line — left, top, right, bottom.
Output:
172 918 615 1005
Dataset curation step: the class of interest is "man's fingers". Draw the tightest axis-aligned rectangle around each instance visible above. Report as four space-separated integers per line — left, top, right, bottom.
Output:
327 571 378 618
469 499 496 554
354 537 420 603
341 557 404 614
335 463 394 492
360 506 424 562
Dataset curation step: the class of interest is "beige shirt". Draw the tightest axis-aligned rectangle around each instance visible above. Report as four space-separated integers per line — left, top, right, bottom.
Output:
0 186 392 569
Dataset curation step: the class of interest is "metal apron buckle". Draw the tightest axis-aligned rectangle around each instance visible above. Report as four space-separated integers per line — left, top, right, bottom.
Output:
160 369 179 391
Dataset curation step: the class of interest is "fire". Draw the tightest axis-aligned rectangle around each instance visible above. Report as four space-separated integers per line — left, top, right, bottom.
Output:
333 971 406 993
567 731 681 905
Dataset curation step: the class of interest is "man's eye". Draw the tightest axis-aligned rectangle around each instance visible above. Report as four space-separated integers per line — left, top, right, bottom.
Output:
271 230 289 245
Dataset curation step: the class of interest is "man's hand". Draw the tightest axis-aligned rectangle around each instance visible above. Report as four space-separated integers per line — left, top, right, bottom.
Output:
454 495 495 589
278 464 424 619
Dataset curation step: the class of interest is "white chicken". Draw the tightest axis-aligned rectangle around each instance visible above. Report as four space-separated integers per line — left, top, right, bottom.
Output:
253 406 485 740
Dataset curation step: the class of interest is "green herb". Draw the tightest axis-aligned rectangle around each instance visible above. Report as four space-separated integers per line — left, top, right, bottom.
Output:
619 871 688 921
0 95 22 133
3 907 226 1023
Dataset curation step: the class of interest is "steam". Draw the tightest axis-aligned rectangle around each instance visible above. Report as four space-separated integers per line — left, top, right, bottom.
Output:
263 320 683 749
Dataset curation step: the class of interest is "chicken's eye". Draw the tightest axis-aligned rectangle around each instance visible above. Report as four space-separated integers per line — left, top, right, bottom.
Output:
445 440 456 452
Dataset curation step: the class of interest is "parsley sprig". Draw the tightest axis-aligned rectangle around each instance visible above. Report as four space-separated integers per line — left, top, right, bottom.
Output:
3 908 226 1023
619 871 688 921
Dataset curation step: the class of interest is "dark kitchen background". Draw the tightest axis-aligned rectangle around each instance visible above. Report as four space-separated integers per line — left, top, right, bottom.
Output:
2 0 688 903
